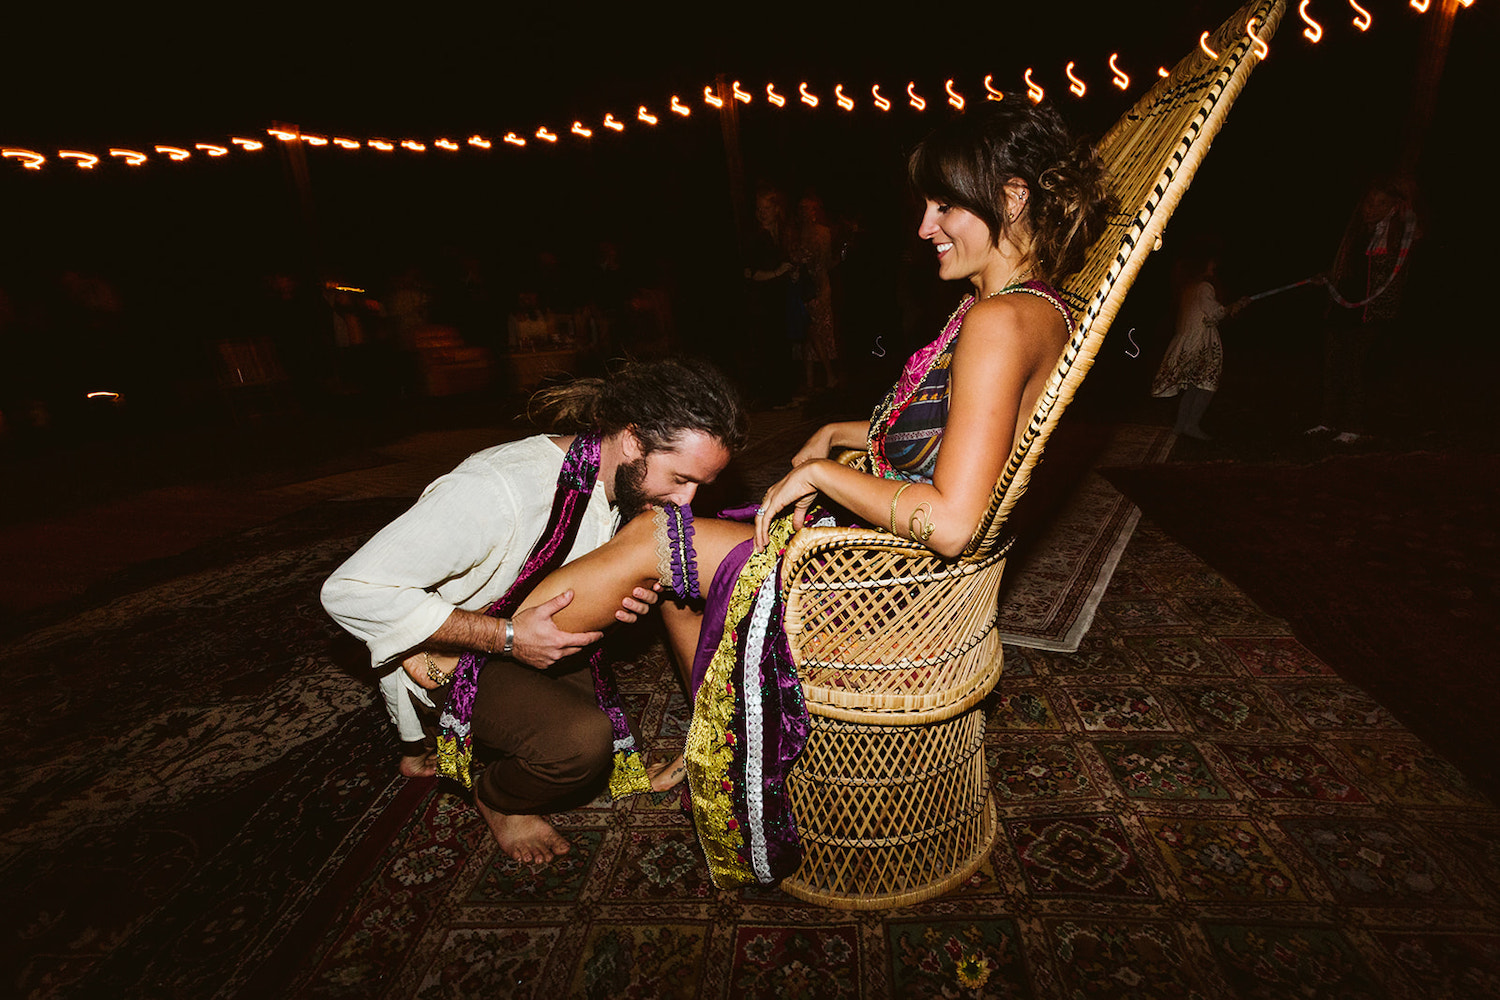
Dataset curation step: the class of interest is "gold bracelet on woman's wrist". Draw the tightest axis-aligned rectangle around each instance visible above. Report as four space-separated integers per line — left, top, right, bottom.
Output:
888 482 914 535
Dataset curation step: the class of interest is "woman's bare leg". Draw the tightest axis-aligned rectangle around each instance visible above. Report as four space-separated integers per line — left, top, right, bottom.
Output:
514 510 754 792
661 602 704 691
515 511 753 634
648 600 708 791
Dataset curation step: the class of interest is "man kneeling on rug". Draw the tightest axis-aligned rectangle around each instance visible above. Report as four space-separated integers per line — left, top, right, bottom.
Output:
321 359 746 864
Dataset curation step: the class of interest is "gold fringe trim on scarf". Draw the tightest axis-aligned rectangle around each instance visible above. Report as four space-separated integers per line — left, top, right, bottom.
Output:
435 734 474 789
608 748 652 799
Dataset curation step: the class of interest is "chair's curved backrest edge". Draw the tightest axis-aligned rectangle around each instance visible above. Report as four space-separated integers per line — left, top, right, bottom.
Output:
964 0 1285 559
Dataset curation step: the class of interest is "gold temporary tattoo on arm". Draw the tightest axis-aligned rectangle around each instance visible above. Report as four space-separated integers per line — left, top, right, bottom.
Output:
908 502 936 544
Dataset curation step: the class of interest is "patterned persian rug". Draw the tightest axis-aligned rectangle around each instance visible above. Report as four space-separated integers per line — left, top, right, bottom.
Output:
1105 450 1500 803
995 424 1174 651
6 450 1499 999
0 499 414 1000
266 519 1500 1000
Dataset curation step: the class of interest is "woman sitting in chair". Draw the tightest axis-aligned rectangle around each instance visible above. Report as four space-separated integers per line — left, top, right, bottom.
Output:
407 102 1112 881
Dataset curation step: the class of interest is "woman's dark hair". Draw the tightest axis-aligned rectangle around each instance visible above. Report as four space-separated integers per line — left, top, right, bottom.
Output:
909 102 1115 284
529 358 749 453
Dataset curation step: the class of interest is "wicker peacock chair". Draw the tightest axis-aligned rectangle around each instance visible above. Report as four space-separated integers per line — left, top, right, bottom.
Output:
778 0 1287 909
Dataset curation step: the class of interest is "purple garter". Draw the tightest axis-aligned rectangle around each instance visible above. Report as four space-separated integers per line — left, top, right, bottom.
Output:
658 502 700 600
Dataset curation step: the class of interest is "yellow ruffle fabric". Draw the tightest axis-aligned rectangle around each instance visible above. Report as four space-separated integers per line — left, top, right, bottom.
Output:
685 515 795 887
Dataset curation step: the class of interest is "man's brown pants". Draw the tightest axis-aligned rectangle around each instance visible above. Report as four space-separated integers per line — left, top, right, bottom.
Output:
465 659 614 814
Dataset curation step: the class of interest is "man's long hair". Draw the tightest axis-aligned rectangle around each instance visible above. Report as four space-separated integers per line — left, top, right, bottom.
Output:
529 358 749 453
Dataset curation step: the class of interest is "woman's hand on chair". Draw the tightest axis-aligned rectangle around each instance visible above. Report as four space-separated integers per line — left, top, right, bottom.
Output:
756 461 824 549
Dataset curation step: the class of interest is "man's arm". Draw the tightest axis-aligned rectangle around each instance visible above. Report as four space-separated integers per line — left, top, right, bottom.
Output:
321 467 526 669
323 443 661 682
405 582 662 689
424 591 600 665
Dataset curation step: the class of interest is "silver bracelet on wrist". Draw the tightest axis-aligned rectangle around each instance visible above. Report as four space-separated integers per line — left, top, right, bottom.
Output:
501 618 515 657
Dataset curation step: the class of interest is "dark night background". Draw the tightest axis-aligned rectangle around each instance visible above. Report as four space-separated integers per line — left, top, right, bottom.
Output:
2 0 1495 451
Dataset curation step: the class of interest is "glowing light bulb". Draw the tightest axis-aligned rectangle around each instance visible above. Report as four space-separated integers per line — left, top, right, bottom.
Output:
1298 1 1324 41
230 138 264 151
766 83 785 107
1158 66 1170 77
799 82 819 107
468 135 493 148
835 84 854 110
368 139 395 151
603 114 625 131
1410 0 1430 11
1064 62 1086 97
1246 17 1270 58
267 128 299 141
703 85 724 108
1199 31 1220 59
571 121 593 137
983 75 1005 101
59 150 99 168
153 145 191 160
871 84 891 111
1023 68 1044 103
907 82 926 110
503 132 526 146
3 148 45 169
1109 54 1130 90
535 127 557 142
945 79 965 109
732 80 752 103
108 148 147 165
671 95 691 116
435 138 459 151
1350 0 1371 30
194 143 228 156
637 106 658 125
400 140 426 151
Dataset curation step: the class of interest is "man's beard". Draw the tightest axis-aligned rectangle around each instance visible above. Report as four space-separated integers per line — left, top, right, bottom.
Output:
613 454 652 522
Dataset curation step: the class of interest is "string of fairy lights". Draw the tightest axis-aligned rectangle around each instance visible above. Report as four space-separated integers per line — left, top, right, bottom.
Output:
0 0 1476 175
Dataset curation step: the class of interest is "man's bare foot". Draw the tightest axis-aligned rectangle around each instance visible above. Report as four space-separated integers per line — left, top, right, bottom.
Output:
647 753 687 793
399 751 437 778
474 794 572 865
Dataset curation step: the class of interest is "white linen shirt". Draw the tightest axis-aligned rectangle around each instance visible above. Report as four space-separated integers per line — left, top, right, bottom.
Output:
321 434 619 737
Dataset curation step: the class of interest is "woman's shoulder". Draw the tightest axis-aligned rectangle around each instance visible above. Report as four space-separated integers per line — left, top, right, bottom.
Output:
960 288 1069 345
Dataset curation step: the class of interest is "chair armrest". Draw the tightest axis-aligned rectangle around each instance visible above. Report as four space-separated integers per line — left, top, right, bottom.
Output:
779 524 1008 720
780 525 983 663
